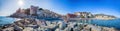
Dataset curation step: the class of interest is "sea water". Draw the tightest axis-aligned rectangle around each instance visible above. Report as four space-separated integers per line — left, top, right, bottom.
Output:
0 16 15 26
91 19 120 29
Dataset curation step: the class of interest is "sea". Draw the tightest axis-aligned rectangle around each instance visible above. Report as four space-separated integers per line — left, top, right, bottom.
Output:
0 16 120 29
0 16 15 26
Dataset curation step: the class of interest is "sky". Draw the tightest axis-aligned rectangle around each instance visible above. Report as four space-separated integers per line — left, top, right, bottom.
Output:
0 0 120 17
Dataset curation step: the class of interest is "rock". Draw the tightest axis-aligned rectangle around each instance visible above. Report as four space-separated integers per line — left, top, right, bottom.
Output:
23 27 34 31
2 27 14 31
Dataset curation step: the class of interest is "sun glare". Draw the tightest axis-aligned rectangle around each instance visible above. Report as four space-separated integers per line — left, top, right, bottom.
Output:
18 0 24 7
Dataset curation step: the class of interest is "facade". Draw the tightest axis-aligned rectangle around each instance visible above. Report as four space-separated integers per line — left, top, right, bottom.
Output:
16 8 21 13
74 12 93 18
37 8 43 15
30 5 39 16
16 8 30 15
20 9 26 14
24 8 30 15
16 6 39 15
66 13 77 18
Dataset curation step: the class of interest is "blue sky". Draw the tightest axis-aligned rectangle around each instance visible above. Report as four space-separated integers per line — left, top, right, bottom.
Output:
0 0 120 17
